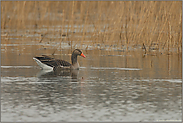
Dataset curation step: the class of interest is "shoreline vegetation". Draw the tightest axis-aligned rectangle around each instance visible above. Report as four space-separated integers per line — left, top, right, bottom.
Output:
1 1 182 54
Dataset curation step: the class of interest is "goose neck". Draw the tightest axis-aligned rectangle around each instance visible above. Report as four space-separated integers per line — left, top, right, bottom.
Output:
71 53 78 65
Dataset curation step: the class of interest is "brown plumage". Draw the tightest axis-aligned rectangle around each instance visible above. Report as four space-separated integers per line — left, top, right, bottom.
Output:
33 49 85 70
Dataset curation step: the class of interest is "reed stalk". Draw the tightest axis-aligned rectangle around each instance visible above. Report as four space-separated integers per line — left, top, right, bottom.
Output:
1 1 182 53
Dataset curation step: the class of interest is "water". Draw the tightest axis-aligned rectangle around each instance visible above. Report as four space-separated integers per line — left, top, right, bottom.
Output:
1 42 182 122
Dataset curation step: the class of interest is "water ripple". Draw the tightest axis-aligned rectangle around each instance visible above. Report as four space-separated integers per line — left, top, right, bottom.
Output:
90 67 141 71
1 66 35 68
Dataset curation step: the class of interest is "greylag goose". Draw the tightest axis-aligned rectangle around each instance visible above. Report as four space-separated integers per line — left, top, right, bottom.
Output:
33 49 85 70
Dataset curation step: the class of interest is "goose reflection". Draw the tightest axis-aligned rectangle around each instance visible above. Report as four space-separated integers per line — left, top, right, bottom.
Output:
36 68 79 80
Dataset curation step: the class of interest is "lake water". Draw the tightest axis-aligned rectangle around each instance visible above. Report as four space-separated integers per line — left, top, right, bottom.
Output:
1 41 182 122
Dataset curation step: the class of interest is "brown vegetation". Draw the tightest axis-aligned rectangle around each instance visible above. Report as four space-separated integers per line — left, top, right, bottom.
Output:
1 1 182 53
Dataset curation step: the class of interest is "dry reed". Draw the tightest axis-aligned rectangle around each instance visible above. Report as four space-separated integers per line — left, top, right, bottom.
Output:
1 1 182 53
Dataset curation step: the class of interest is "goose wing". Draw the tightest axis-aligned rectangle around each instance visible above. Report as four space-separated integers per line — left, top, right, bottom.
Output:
34 55 71 68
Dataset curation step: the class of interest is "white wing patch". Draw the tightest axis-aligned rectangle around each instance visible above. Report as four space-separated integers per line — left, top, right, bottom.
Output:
33 57 53 70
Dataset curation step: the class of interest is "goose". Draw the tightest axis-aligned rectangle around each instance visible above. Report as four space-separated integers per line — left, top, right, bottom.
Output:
33 49 85 70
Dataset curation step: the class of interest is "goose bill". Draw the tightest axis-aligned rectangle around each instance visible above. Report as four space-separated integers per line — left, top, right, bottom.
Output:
81 53 86 58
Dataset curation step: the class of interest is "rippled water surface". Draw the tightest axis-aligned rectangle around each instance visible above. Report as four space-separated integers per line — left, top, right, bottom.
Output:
1 43 182 122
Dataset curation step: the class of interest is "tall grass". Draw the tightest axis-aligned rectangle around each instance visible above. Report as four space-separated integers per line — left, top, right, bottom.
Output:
1 1 182 53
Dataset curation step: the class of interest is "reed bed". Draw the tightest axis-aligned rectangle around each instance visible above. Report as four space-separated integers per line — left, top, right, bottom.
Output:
1 1 182 53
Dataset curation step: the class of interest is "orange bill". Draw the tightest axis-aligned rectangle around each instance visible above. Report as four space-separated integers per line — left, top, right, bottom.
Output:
81 53 86 58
